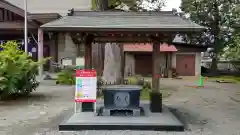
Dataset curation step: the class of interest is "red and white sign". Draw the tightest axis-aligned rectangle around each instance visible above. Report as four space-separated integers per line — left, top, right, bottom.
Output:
75 69 97 103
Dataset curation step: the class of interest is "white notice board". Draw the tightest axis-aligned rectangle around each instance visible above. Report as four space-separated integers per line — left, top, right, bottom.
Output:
75 69 97 103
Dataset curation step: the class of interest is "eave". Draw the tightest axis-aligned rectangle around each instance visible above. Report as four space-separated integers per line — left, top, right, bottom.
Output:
0 21 37 29
28 13 61 20
0 0 40 27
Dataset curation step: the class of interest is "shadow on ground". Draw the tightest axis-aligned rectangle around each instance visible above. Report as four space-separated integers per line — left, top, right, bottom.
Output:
0 93 55 106
169 106 209 132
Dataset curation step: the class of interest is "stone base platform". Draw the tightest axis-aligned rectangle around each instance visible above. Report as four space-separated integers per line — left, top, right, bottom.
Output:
59 103 184 131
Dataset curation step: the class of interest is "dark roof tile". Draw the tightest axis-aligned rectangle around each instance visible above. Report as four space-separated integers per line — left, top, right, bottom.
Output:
41 11 205 32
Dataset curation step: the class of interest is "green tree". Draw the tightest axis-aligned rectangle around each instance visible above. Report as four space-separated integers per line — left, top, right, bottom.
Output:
92 0 165 11
91 0 137 10
181 0 240 74
223 33 240 70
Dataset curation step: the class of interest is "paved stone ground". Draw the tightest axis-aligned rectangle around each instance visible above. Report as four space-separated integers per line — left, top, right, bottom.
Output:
1 79 240 135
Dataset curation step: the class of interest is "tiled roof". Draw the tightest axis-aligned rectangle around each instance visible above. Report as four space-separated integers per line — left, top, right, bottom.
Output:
41 11 205 31
123 43 178 52
4 0 91 15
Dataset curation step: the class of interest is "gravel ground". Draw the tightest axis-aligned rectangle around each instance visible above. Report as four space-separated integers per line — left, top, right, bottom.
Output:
1 79 240 135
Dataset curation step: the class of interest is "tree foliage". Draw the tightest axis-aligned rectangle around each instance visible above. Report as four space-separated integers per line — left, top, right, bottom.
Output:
181 0 240 71
223 33 240 71
224 33 240 61
92 0 165 11
138 0 166 11
0 41 46 100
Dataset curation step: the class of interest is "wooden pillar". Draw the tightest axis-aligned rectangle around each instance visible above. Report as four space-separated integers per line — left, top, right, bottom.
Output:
168 53 173 78
84 35 93 69
38 28 44 76
120 44 125 84
49 34 57 73
150 42 162 113
82 35 94 112
84 43 92 69
152 42 161 91
3 9 7 21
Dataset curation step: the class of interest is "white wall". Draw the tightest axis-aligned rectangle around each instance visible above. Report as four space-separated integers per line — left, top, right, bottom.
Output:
172 52 201 76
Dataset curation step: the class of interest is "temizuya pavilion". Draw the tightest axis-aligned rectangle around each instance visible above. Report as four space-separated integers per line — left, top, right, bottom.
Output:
38 11 204 113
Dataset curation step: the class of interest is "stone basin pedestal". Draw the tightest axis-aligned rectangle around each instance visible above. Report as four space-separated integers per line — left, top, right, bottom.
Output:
58 85 184 131
100 85 143 116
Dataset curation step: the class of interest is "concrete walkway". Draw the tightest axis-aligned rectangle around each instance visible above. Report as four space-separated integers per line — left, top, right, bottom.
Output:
0 79 240 135
0 82 74 135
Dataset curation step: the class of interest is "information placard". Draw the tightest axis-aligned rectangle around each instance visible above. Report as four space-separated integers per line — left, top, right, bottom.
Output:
75 69 97 102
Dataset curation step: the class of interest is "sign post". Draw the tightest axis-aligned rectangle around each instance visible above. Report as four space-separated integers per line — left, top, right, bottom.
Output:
75 69 97 113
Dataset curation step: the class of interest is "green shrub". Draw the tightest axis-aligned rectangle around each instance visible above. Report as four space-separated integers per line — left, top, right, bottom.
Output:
127 77 138 84
56 67 76 85
140 88 150 100
0 41 46 99
126 76 151 90
143 80 151 89
56 67 105 86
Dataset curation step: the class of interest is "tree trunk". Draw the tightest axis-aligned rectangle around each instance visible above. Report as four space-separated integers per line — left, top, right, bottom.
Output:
100 0 108 10
210 1 220 76
210 56 218 75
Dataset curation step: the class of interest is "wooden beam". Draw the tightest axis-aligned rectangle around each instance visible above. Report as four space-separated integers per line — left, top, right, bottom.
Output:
28 13 61 24
94 36 151 43
0 22 37 29
0 1 24 17
28 13 60 19
92 33 175 43
0 1 40 27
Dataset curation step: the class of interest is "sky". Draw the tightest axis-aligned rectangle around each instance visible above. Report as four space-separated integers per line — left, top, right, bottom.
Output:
161 0 181 11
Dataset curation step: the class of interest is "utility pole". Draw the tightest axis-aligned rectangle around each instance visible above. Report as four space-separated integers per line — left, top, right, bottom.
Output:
24 0 28 53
